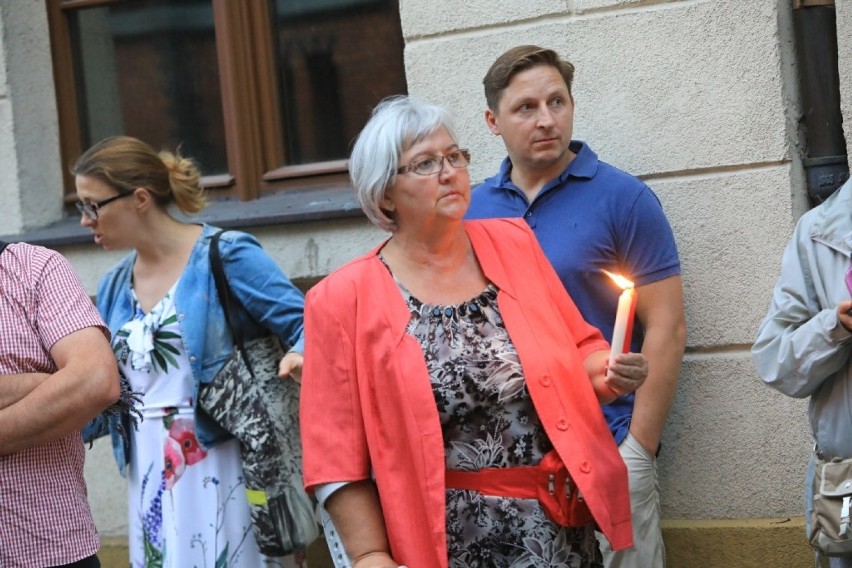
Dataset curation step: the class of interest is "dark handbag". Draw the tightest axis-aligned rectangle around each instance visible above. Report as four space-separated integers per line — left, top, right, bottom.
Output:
197 229 318 556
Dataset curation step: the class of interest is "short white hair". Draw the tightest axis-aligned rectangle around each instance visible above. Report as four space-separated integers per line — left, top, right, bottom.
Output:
350 95 457 232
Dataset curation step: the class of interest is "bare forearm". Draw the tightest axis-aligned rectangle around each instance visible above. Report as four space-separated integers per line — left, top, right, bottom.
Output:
628 276 687 453
325 480 398 568
0 367 117 455
0 373 50 409
630 326 686 451
0 327 119 455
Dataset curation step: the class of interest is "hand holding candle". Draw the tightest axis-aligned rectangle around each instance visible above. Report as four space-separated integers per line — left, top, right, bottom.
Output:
596 270 647 400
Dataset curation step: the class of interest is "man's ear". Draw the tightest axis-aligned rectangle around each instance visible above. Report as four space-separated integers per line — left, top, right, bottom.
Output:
485 108 500 136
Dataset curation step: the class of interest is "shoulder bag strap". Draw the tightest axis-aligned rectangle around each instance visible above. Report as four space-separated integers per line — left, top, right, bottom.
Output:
209 230 257 379
0 241 8 255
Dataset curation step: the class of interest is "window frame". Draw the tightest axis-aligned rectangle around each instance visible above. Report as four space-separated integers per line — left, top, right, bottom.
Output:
47 0 361 204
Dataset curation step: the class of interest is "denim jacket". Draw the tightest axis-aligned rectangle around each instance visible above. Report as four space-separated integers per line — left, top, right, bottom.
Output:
753 179 852 460
90 224 306 476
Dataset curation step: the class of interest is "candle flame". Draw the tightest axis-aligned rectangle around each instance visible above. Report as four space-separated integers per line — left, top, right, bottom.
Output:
602 269 634 290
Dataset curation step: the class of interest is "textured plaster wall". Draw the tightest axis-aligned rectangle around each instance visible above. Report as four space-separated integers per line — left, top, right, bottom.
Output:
838 1 852 166
0 0 64 233
0 99 20 235
0 3 21 234
653 166 811 519
403 0 808 520
406 0 788 184
652 167 794 349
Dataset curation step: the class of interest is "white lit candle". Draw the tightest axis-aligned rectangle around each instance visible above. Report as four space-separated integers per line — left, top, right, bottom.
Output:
603 270 638 367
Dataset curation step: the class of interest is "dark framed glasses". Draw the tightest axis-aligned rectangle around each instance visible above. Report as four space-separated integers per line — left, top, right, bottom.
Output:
76 191 133 221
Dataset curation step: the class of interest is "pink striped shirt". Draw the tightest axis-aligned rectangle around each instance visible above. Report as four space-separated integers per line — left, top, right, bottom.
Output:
0 243 107 567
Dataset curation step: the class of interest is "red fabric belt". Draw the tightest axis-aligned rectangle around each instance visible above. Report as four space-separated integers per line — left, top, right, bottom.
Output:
444 450 594 528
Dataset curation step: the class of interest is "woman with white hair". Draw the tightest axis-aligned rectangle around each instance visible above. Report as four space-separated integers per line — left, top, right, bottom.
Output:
300 96 648 568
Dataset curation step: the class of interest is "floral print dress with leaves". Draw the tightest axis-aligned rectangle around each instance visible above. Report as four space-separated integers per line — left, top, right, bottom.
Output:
396 275 602 568
115 284 293 568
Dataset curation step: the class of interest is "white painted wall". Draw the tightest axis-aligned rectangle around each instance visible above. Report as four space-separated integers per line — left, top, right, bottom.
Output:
1 0 847 540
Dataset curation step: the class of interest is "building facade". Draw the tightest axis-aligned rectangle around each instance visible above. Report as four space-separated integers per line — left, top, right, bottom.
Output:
1 0 849 565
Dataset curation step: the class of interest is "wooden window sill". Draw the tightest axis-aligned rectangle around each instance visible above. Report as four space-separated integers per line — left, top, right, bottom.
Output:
2 185 363 247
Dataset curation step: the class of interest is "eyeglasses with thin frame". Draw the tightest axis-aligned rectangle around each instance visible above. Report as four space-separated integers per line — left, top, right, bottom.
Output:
397 148 471 176
75 191 133 221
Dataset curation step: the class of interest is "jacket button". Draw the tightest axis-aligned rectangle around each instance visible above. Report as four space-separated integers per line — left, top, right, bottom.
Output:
189 355 197 363
540 375 551 387
580 461 591 473
557 418 569 431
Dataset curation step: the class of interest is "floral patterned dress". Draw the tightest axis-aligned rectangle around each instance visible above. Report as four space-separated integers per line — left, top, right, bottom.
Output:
114 284 302 568
393 269 602 568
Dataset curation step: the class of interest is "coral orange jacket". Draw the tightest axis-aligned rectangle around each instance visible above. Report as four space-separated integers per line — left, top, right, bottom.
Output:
301 218 633 567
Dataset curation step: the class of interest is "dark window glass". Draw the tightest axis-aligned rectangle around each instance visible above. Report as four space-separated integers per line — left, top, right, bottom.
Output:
52 0 407 200
271 0 407 166
68 0 228 175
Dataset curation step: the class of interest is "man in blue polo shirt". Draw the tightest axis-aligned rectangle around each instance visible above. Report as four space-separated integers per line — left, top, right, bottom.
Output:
466 45 686 567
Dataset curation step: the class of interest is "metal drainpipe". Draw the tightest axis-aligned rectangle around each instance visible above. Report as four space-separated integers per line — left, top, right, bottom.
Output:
792 0 849 202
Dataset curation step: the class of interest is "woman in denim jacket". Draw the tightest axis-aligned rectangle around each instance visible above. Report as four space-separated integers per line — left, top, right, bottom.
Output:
75 136 306 568
753 178 852 567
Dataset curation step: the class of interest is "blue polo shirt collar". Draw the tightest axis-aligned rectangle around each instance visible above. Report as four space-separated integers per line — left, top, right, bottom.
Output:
495 140 599 197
